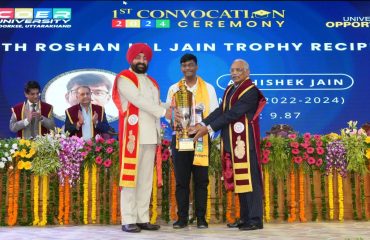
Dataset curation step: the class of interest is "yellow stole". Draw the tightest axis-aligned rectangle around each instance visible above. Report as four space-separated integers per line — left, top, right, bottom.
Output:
174 77 210 166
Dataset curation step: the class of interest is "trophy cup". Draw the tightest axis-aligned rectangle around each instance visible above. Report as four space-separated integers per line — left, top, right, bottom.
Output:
174 81 195 151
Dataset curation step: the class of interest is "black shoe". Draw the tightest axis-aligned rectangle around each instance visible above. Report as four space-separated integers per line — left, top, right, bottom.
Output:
197 217 208 229
136 222 160 231
227 219 244 228
239 223 263 231
122 224 141 233
173 219 188 229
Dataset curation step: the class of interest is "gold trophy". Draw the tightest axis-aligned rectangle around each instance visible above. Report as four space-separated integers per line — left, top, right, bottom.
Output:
174 80 195 151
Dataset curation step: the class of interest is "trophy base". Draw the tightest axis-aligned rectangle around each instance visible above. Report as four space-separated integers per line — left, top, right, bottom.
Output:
178 138 194 151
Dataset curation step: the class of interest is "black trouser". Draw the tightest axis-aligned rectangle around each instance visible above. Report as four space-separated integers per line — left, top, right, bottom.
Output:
238 148 263 226
171 136 209 221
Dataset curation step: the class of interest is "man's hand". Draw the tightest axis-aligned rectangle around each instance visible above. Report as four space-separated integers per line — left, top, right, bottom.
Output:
193 126 208 141
174 108 183 124
26 109 33 122
164 108 172 119
32 111 41 120
77 110 84 129
188 123 202 135
92 111 99 125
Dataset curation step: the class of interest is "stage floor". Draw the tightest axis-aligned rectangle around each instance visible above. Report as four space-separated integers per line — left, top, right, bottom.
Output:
0 222 369 240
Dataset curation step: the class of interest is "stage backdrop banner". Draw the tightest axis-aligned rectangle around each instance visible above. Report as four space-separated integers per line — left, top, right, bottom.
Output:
1 1 369 137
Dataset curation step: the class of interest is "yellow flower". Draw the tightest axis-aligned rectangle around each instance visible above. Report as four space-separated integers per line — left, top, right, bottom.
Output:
19 139 26 145
327 132 340 141
12 151 19 158
366 149 370 159
26 148 36 158
365 137 370 144
17 160 25 169
24 161 32 170
19 149 27 158
25 140 31 147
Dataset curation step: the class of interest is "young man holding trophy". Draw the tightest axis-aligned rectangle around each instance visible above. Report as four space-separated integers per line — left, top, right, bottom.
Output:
165 54 218 229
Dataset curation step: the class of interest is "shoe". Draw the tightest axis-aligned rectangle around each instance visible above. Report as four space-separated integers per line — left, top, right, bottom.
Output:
227 219 244 228
239 223 263 231
122 224 141 233
136 222 160 231
197 217 208 229
173 219 188 229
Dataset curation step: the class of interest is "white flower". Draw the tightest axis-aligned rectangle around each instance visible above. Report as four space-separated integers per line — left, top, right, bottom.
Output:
12 143 18 150
10 149 15 154
1 157 6 162
0 162 5 168
7 156 12 161
4 144 9 148
4 152 9 157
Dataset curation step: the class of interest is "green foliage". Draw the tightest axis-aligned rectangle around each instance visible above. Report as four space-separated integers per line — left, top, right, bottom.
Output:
341 121 368 175
209 137 221 176
32 135 61 176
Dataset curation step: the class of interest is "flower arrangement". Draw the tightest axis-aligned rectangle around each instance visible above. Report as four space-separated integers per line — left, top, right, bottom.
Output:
58 135 85 186
32 131 61 176
0 139 17 170
31 130 62 226
289 133 326 171
82 135 118 170
13 138 36 170
341 121 368 175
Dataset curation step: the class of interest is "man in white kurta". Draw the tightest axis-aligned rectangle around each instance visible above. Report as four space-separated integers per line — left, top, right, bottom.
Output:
112 43 171 233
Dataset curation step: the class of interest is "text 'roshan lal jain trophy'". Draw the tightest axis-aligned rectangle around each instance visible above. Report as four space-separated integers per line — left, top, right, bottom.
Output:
174 80 195 151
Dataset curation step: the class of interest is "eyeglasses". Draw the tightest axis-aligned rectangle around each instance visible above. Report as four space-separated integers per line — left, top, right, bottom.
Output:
70 89 109 98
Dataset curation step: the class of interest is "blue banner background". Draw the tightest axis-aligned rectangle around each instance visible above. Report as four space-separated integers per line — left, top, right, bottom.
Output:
1 1 369 138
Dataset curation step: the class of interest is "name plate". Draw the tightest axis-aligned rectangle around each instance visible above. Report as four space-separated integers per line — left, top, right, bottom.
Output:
178 138 194 151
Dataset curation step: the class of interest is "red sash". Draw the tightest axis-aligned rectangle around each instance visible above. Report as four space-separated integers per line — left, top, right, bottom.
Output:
221 79 266 193
65 104 104 138
12 101 53 138
112 69 159 188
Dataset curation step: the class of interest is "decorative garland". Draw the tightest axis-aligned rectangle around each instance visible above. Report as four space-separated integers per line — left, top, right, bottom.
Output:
150 167 158 224
83 167 88 224
26 172 32 225
222 183 226 222
350 173 358 220
234 193 240 220
58 182 64 224
288 169 296 222
71 180 79 224
214 172 220 220
320 173 327 220
263 167 271 222
64 177 70 225
328 171 334 220
309 171 318 221
7 168 20 226
299 167 306 222
337 173 344 221
161 160 170 222
111 176 118 224
283 175 288 221
360 176 366 220
39 175 48 226
0 171 7 225
33 175 40 225
226 191 234 223
272 175 278 220
169 165 177 221
91 165 97 224
206 180 212 223
17 171 24 225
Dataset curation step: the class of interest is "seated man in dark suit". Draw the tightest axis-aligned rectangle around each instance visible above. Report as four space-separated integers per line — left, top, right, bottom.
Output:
65 85 110 140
